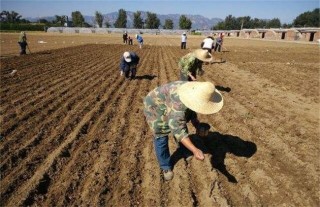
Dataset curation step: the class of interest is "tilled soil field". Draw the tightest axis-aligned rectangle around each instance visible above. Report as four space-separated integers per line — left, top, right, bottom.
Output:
0 33 319 206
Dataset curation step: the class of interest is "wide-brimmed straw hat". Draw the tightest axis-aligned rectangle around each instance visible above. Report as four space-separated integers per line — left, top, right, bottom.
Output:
177 81 223 114
193 49 213 62
123 51 132 62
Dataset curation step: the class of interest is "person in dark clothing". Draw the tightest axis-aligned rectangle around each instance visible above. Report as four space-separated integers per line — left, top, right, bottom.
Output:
214 33 224 52
123 32 128 44
128 36 133 45
18 31 28 55
120 51 140 80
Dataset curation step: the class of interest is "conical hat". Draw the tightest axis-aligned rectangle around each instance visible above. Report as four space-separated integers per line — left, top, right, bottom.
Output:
177 81 223 114
193 49 213 62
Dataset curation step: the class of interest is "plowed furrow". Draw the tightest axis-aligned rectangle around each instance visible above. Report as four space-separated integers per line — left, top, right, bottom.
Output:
203 61 318 205
21 71 125 207
0 45 112 104
0 65 118 203
3 64 125 207
0 57 114 151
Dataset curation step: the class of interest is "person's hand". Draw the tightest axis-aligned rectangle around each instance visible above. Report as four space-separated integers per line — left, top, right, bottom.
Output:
193 148 204 160
120 71 123 76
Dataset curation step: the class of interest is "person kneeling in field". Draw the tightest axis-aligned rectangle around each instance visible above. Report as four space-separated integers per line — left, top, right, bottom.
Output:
179 49 213 81
143 81 223 181
120 51 140 80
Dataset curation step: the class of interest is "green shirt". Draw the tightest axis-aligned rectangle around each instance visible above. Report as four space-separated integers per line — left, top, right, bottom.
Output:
178 53 203 80
143 81 197 142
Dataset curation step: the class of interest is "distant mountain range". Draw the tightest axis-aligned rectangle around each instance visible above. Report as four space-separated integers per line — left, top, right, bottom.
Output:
27 11 223 30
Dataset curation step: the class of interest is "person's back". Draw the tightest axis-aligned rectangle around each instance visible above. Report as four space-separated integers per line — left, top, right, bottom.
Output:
136 34 143 48
123 32 128 44
202 37 214 53
18 32 27 43
18 32 27 55
120 51 140 79
214 36 222 52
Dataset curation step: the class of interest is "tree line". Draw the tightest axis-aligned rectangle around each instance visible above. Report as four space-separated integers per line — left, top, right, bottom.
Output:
214 8 319 29
0 8 319 31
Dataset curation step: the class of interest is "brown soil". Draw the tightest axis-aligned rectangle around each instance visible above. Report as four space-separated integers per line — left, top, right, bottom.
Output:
0 32 319 206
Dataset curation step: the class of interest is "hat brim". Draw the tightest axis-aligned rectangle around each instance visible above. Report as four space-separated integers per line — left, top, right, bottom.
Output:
177 82 223 114
193 51 213 63
197 56 213 63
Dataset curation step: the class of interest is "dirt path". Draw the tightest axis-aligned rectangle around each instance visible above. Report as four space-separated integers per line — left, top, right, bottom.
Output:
0 33 319 206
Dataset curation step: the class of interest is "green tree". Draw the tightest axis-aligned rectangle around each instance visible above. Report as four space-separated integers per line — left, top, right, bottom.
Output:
71 11 84 27
266 18 281 28
224 15 238 29
237 16 252 29
95 11 104 28
39 18 49 24
163 19 173 29
105 19 111 28
0 10 22 23
114 9 127 28
212 21 225 30
282 23 292 28
133 11 143 29
179 15 192 29
145 12 160 29
251 18 267 28
293 8 320 27
54 15 67 26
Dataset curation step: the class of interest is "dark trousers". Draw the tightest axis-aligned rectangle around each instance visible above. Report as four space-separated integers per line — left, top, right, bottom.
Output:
128 39 133 45
181 42 186 49
123 66 136 79
18 42 27 55
215 43 221 52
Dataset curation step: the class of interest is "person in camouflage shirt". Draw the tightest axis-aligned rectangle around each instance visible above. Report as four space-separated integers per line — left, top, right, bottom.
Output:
179 49 213 81
143 81 224 181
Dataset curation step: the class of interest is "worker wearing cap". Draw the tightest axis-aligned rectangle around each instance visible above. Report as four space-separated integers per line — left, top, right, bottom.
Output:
120 51 140 80
143 81 223 181
181 32 187 49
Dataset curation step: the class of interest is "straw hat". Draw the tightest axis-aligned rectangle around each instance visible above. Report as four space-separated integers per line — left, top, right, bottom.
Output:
193 49 213 62
123 51 132 62
177 81 223 114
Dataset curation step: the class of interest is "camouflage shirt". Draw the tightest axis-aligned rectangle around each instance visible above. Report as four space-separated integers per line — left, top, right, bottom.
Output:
143 81 197 142
178 53 203 80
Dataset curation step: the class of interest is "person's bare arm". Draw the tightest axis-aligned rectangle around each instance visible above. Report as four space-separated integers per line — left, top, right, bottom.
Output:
187 72 196 81
181 137 204 160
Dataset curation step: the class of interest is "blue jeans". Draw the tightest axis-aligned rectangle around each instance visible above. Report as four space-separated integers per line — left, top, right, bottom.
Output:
154 136 172 170
154 136 193 170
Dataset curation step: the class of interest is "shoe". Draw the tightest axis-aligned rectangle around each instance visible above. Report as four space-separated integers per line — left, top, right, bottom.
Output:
163 170 174 181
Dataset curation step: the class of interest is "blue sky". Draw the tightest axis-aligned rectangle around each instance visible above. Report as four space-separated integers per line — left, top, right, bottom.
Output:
1 0 319 23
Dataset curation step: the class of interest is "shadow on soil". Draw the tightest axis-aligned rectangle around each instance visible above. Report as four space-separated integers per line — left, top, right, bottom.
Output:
216 85 231 93
135 75 157 80
171 131 257 183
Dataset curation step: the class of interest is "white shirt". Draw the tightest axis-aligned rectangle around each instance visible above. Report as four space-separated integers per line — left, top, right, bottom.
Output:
181 35 187 42
202 38 214 49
